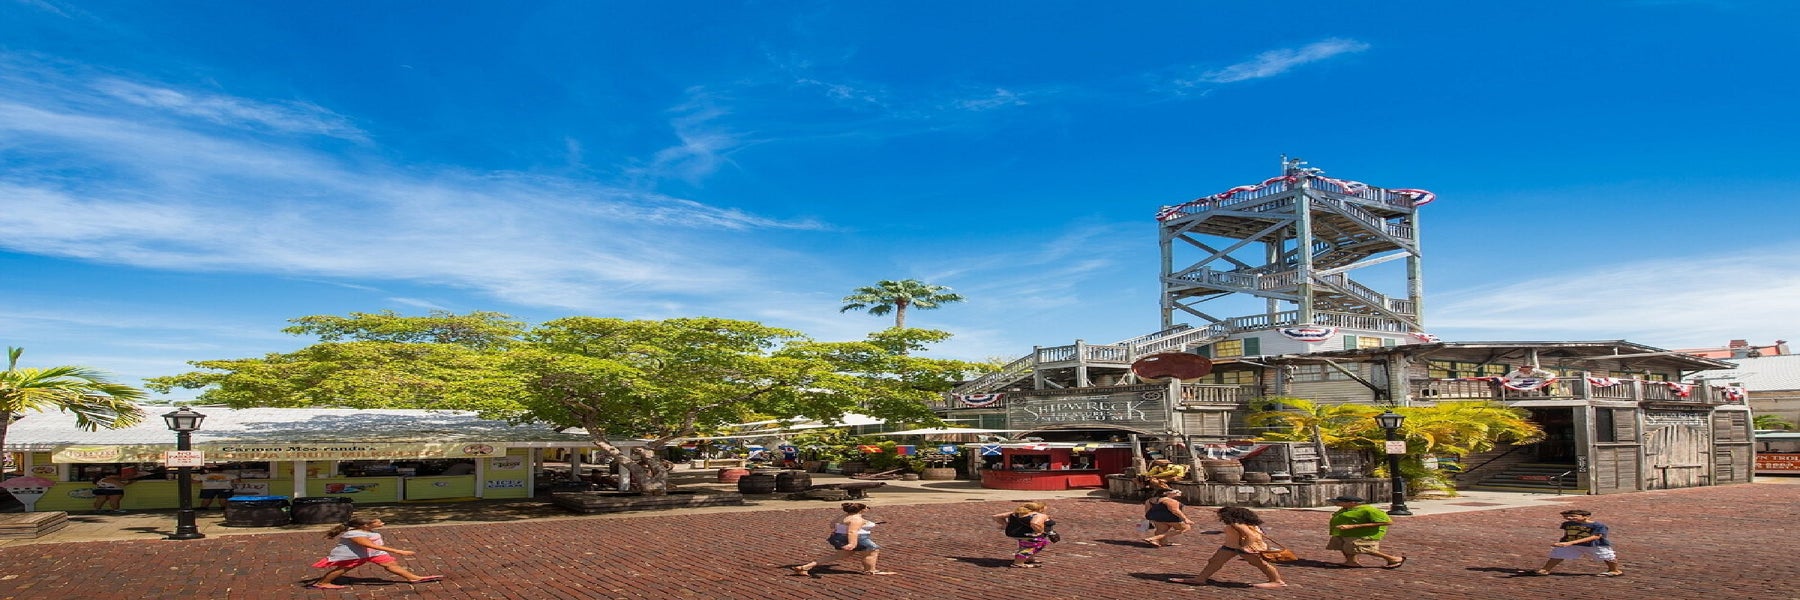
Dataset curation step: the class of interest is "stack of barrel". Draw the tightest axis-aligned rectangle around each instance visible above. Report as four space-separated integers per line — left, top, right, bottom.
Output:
1201 459 1244 484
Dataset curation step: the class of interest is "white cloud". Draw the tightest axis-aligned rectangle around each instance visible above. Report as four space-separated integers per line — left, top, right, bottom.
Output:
91 79 368 141
1189 38 1371 85
1429 250 1800 349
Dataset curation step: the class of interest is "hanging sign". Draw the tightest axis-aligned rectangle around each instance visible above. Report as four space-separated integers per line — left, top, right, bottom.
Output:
163 450 206 467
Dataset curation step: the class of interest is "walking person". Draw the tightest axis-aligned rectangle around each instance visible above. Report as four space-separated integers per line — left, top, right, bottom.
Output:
307 518 443 589
1171 507 1287 588
1530 509 1623 577
1141 489 1193 547
993 502 1054 568
1326 495 1405 568
89 473 132 513
789 502 896 576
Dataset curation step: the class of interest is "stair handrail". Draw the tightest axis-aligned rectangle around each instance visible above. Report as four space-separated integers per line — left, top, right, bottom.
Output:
1454 445 1528 481
1550 470 1576 496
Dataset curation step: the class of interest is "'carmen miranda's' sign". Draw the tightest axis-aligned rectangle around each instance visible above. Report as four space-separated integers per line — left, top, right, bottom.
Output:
51 442 506 463
1005 385 1170 430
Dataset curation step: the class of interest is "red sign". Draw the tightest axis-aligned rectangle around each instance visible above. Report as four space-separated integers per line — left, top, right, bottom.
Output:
1755 453 1800 472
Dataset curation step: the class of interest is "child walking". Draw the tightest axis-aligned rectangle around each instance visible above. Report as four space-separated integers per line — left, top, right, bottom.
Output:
1531 509 1623 577
308 517 443 589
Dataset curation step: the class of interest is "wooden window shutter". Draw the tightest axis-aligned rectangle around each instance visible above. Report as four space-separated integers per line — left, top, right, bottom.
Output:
1343 335 1359 350
1243 337 1260 355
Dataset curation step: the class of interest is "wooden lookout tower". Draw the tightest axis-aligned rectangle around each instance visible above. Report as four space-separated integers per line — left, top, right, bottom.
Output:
1157 157 1430 342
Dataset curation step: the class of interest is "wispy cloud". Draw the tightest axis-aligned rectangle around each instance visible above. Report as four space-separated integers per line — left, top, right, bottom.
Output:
1430 250 1800 348
91 79 368 141
1185 38 1371 85
0 64 825 317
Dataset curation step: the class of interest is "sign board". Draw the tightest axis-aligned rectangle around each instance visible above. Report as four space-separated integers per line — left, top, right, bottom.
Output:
1384 441 1407 455
164 450 206 467
1754 452 1800 473
1005 386 1170 430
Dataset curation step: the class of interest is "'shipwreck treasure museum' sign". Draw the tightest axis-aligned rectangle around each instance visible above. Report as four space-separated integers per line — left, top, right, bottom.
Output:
1005 385 1170 430
51 442 505 463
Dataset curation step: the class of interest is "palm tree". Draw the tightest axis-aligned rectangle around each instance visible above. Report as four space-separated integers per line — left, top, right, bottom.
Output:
1755 414 1796 431
839 279 965 329
0 347 148 456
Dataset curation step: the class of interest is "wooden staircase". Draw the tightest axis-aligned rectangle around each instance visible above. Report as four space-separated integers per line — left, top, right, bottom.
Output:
1461 462 1587 494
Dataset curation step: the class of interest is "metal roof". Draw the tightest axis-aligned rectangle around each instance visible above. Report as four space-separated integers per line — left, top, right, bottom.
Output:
3 406 603 452
1696 355 1800 391
1267 340 1736 371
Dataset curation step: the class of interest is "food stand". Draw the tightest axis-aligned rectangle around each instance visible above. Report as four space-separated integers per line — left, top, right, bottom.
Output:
2 407 605 512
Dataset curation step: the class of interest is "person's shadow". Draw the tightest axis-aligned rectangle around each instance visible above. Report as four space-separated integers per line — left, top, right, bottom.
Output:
1468 566 1557 578
947 556 1028 568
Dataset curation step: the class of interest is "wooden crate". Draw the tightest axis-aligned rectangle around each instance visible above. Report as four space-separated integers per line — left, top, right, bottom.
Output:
0 512 68 539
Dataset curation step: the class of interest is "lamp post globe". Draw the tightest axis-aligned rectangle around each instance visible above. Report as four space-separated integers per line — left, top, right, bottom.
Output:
1375 410 1412 516
162 407 207 540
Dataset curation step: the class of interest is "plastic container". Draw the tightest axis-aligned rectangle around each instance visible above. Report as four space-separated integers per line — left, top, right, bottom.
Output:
290 496 355 525
223 495 291 527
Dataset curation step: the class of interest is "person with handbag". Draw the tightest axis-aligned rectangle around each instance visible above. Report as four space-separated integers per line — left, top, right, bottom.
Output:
1140 489 1193 547
1170 507 1287 589
1326 495 1405 568
992 502 1055 568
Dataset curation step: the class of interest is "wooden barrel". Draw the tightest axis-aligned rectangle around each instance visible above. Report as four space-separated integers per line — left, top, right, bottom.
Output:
1202 459 1244 484
737 472 777 494
1242 471 1273 484
775 471 813 493
717 467 750 483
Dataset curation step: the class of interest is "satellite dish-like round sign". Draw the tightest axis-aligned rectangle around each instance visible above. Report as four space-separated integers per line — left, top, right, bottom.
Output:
1131 352 1214 383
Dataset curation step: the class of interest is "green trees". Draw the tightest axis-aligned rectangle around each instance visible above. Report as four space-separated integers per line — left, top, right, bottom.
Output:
1 347 148 455
839 279 965 329
1754 414 1796 431
150 311 978 493
1249 400 1544 495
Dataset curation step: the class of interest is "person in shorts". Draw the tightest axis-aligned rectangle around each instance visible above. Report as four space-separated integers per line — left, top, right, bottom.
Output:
1326 495 1405 568
194 468 239 509
1531 509 1623 577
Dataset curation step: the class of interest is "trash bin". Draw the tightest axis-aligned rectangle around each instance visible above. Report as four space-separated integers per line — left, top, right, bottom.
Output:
223 495 291 527
290 496 355 525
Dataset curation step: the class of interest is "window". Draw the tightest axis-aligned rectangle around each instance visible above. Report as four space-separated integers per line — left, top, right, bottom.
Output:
1213 370 1257 385
1213 339 1244 357
1357 337 1386 349
1595 409 1617 443
1428 360 1507 379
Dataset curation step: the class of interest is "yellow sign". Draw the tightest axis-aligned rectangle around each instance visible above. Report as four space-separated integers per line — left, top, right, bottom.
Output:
52 442 509 463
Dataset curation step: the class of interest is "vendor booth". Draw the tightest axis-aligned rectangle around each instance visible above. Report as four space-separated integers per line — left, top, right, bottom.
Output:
1 407 617 513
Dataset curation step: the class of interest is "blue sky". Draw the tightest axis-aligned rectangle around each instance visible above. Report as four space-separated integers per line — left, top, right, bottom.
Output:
4 1 1798 400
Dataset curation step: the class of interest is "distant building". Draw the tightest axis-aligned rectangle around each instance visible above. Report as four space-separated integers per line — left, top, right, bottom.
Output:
1674 339 1790 360
1691 354 1800 429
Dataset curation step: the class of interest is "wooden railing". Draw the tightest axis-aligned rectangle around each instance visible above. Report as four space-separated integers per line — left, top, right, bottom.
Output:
1411 378 1730 404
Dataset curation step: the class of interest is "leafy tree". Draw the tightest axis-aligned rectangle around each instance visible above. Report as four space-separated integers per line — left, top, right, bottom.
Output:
1245 396 1383 474
1 347 148 456
839 279 965 329
1755 413 1796 431
148 312 526 415
508 317 973 493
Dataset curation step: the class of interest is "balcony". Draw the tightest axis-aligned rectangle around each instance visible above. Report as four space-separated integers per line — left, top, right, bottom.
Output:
1410 378 1737 405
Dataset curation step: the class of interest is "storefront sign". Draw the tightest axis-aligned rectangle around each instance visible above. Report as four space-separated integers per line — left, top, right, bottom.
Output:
164 450 206 467
1754 453 1800 473
51 442 510 463
1005 387 1169 429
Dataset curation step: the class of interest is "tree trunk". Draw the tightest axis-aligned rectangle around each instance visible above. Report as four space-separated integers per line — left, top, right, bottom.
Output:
630 447 671 495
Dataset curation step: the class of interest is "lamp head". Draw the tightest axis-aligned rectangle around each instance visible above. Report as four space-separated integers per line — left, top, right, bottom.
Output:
1374 410 1405 431
162 407 207 432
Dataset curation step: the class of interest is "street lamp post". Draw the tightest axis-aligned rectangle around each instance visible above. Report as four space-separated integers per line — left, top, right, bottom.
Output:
1374 410 1412 516
162 407 207 540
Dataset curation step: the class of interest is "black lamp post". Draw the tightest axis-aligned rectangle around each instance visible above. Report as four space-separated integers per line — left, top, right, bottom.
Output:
1374 410 1412 516
162 407 207 540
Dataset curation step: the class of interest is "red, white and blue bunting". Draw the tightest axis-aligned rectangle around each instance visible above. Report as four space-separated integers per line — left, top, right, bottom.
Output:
1155 175 1297 221
1586 377 1623 388
1497 375 1557 391
958 393 1005 408
1718 385 1746 403
1659 382 1693 398
1155 176 1438 221
1409 332 1442 343
1278 326 1339 343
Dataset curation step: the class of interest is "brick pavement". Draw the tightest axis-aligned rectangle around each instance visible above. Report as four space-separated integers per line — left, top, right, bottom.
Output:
1 481 1795 600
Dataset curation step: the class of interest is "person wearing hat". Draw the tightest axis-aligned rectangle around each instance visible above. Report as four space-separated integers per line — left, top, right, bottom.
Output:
1325 495 1405 568
1138 459 1188 491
